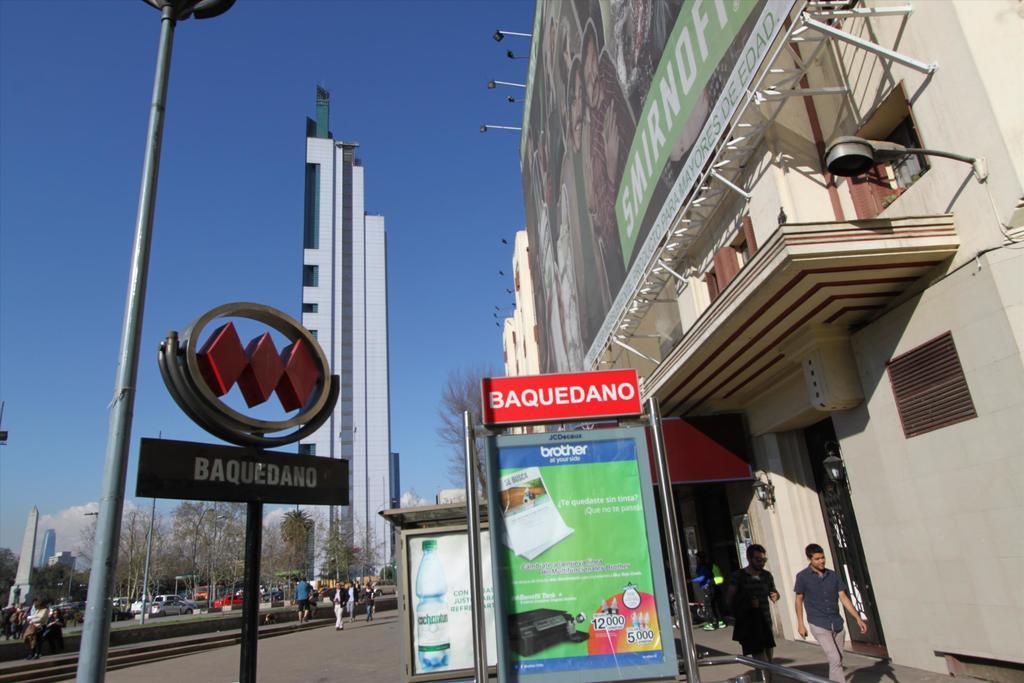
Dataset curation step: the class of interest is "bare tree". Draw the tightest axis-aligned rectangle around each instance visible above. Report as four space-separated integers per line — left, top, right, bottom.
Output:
115 507 150 599
438 364 496 487
350 513 385 579
166 502 244 600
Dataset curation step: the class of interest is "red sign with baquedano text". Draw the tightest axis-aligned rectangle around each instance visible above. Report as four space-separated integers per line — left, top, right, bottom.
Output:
481 369 642 426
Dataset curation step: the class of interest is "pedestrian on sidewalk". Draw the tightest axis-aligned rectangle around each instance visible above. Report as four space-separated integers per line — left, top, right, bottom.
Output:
726 544 779 678
295 577 312 624
693 551 726 630
794 543 868 683
346 582 356 623
364 582 376 621
23 599 50 660
333 583 345 631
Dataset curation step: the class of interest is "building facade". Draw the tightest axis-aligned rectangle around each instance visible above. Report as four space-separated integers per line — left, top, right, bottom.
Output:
36 528 55 569
300 86 392 572
518 0 1022 676
47 551 75 569
502 230 541 377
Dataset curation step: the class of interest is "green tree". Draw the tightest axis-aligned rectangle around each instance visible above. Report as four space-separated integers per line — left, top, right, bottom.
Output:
319 525 356 582
0 548 18 594
280 509 314 577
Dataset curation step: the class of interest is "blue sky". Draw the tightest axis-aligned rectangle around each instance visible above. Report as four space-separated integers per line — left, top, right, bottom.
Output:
0 0 534 552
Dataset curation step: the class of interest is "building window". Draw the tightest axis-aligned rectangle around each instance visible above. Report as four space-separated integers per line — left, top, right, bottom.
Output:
736 214 757 266
302 302 318 313
303 264 319 287
705 270 720 303
298 443 316 455
887 117 929 190
848 85 929 219
309 329 318 340
303 163 320 249
887 331 976 438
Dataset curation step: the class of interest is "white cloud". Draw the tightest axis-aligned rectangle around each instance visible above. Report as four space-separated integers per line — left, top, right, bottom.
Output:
37 501 145 559
400 490 430 508
262 506 288 529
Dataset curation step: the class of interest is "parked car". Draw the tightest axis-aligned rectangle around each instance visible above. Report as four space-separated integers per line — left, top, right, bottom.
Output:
373 583 396 598
130 597 151 616
111 597 133 621
149 594 194 617
214 592 244 609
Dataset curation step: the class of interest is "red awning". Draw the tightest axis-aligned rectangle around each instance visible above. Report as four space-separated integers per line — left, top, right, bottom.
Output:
646 415 751 485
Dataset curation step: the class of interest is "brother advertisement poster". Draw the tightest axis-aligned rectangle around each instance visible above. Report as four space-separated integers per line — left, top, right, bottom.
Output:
485 428 678 682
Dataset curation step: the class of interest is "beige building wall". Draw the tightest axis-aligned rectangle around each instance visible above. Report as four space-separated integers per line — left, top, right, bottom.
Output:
604 0 1023 674
503 230 541 377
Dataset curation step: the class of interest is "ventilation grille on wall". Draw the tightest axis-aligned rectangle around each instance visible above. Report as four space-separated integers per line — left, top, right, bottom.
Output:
887 331 977 438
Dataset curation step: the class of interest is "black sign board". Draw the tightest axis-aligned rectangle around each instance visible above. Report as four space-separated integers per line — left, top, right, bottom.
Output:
136 438 348 506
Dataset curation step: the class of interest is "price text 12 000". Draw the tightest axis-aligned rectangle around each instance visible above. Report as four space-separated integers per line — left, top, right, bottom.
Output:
592 614 626 631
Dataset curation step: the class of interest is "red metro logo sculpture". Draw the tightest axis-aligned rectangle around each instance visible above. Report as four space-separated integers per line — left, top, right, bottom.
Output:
159 302 338 448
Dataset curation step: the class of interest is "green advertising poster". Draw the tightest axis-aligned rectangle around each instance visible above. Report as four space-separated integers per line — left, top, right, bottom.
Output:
485 428 677 682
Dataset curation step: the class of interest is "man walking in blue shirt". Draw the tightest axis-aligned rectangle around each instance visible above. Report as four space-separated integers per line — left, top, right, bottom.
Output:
295 577 312 625
794 544 867 682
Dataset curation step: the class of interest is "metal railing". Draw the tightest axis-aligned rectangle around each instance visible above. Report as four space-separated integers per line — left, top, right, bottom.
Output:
698 655 833 683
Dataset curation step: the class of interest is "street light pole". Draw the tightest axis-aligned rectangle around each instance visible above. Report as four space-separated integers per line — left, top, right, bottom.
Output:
77 3 234 680
139 498 157 625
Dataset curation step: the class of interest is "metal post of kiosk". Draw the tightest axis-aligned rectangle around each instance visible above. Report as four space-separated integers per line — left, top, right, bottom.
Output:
463 411 489 682
239 500 263 683
647 397 701 683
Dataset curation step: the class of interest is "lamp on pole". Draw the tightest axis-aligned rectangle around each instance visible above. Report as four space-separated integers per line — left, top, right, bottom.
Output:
208 512 227 608
138 498 157 625
493 29 532 42
78 1 235 680
824 135 987 181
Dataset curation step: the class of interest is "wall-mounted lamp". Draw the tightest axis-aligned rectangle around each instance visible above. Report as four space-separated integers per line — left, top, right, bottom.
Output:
506 49 528 60
825 135 988 182
822 441 846 483
494 29 532 42
480 124 522 133
488 79 526 90
752 470 776 509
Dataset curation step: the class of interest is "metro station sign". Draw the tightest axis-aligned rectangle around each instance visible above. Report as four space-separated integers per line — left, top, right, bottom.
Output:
481 369 642 426
137 438 347 506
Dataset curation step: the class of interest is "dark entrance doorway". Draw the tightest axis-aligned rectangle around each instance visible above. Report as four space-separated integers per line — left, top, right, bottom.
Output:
804 419 887 656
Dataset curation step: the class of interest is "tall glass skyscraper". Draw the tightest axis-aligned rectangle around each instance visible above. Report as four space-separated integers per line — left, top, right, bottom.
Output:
299 86 392 572
36 529 55 568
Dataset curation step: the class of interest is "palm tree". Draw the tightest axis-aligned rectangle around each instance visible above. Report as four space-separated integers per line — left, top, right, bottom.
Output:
280 508 315 577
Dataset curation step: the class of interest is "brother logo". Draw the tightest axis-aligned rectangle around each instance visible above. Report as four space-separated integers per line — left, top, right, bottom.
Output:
539 444 588 458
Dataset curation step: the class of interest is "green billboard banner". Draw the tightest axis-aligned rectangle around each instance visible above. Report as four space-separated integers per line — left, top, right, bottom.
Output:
615 1 759 261
485 428 677 682
518 0 795 372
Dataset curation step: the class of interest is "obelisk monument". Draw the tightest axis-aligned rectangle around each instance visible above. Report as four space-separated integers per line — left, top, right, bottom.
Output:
8 506 39 607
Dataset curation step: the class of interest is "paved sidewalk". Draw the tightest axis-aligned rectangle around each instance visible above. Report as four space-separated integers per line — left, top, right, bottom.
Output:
54 613 967 682
59 613 402 683
691 626 964 683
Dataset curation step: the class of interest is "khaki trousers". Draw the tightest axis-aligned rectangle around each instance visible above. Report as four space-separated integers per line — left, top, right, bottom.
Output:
809 623 845 682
